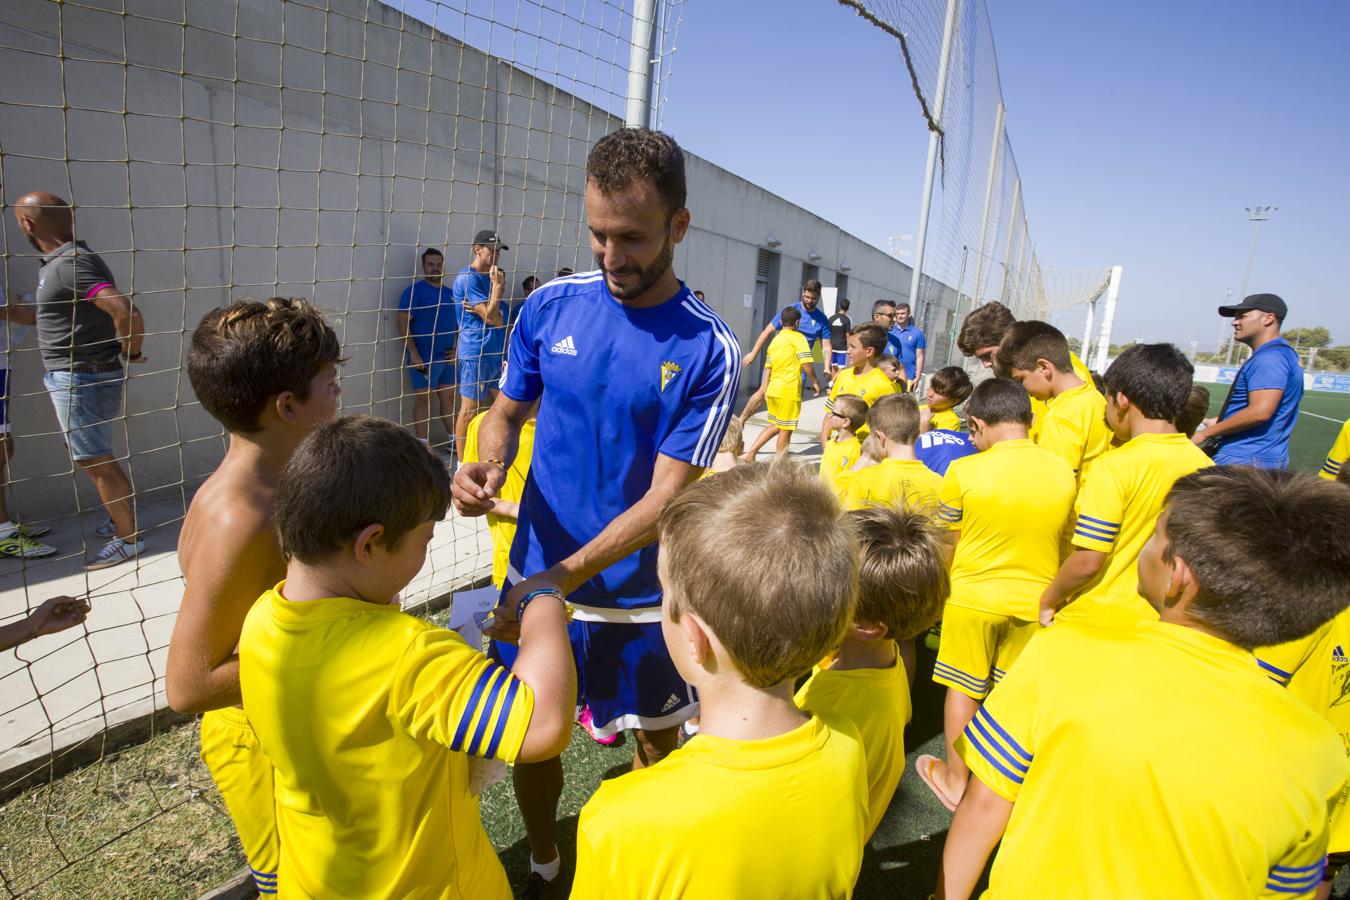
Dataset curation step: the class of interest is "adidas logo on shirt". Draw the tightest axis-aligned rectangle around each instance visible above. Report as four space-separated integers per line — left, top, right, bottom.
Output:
660 693 682 713
550 335 578 356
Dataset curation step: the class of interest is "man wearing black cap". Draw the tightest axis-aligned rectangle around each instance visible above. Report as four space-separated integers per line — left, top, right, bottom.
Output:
1196 293 1303 467
452 229 508 457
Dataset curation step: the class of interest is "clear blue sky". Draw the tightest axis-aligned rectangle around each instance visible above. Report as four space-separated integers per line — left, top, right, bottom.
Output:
659 0 1350 350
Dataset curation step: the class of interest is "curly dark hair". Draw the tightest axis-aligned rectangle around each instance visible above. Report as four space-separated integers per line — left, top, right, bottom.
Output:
586 128 686 216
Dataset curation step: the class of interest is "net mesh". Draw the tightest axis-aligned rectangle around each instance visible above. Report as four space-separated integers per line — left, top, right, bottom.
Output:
0 0 682 893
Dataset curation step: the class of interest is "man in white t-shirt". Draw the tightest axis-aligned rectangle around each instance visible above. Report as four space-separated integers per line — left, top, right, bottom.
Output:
0 286 57 558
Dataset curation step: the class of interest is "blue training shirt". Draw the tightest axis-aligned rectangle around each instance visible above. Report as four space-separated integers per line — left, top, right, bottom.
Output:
916 429 976 477
453 266 506 359
771 301 830 349
500 271 741 613
397 280 459 356
1214 337 1303 466
890 323 926 379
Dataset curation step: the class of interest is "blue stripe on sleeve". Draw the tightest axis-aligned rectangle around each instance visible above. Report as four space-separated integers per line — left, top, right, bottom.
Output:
483 675 522 759
973 707 1033 767
1073 520 1118 538
450 667 496 752
1257 658 1293 686
968 710 1030 776
933 661 990 694
466 667 509 756
1073 526 1115 543
962 724 1026 785
1076 513 1121 529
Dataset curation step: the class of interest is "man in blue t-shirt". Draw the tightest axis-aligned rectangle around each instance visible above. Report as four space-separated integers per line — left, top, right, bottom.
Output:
736 279 830 420
451 229 508 456
452 128 739 890
1198 293 1303 468
890 300 927 387
916 428 977 476
396 248 459 447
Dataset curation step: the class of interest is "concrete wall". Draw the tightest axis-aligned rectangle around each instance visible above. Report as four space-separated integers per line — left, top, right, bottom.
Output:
0 0 931 517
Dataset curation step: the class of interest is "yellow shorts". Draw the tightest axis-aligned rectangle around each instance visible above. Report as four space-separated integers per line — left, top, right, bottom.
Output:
201 707 279 894
766 396 801 431
932 605 1038 700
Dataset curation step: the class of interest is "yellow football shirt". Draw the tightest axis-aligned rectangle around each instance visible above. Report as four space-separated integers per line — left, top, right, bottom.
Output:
1058 433 1213 629
1029 351 1092 441
843 457 942 513
464 412 536 588
795 648 911 839
923 404 962 432
765 329 813 401
1257 608 1350 853
937 439 1076 620
959 621 1347 899
819 434 861 498
1035 379 1113 481
572 714 868 899
1321 419 1349 480
826 364 896 412
239 586 533 900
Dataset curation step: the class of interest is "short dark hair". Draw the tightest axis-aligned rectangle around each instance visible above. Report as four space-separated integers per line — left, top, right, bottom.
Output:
872 299 896 316
276 416 450 564
832 395 869 432
851 322 888 357
693 290 705 300
1103 343 1194 422
867 393 920 445
421 248 443 264
586 128 686 217
837 298 850 311
966 377 1032 427
849 506 948 640
188 298 342 434
998 320 1072 373
803 279 823 294
896 301 911 312
957 301 1015 357
929 366 974 405
780 305 802 327
1176 385 1211 438
557 267 574 278
1163 467 1350 649
522 275 540 294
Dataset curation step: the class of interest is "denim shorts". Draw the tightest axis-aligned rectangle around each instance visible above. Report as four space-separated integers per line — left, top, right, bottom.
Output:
44 368 124 461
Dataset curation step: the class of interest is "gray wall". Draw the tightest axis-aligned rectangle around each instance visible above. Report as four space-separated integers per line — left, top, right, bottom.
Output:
0 0 932 516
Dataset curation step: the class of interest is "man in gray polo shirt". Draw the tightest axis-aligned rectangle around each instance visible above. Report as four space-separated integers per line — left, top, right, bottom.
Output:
14 192 145 569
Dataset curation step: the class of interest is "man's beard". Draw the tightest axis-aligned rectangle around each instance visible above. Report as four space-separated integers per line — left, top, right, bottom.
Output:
597 237 673 301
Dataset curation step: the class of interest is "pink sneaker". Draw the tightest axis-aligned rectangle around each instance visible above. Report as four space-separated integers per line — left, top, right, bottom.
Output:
577 705 619 746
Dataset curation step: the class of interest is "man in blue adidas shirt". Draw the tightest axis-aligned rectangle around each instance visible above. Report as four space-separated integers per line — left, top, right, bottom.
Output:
891 300 927 387
1198 293 1303 468
452 128 740 891
737 279 830 420
452 229 509 457
396 248 459 447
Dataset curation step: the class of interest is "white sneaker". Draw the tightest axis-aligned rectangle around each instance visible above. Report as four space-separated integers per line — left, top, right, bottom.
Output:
94 518 117 539
86 536 145 570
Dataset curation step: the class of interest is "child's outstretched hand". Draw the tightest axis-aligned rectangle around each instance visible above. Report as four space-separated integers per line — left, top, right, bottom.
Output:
2 596 92 651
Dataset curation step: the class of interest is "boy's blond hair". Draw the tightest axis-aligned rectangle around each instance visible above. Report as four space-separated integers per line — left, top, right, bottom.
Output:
858 433 884 463
659 459 859 687
849 506 948 640
867 393 920 445
718 417 745 456
832 395 869 433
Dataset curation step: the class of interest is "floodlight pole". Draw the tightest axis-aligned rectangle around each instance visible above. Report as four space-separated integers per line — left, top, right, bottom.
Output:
999 178 1022 302
625 0 659 128
972 102 1005 306
905 0 963 322
1091 265 1123 373
1229 205 1276 364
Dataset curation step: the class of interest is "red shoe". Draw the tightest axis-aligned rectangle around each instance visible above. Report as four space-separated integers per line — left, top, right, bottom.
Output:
577 705 619 746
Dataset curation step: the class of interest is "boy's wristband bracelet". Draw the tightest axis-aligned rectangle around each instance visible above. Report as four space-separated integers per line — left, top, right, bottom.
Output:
516 588 573 624
484 457 507 473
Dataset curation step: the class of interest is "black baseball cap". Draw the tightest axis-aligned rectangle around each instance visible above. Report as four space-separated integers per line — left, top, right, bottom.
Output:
473 229 509 251
1218 293 1286 320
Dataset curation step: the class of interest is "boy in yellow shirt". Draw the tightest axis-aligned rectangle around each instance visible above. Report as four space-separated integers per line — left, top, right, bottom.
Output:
918 379 1076 812
744 306 821 460
999 320 1112 482
1320 418 1349 480
238 417 576 899
1040 344 1213 629
572 460 869 898
463 407 536 588
819 394 867 499
877 354 907 391
942 467 1350 900
843 393 942 513
796 505 947 838
821 323 896 445
920 366 973 433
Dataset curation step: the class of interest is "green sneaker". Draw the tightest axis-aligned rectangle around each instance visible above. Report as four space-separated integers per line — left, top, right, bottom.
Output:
0 533 59 559
15 523 52 539
924 621 942 652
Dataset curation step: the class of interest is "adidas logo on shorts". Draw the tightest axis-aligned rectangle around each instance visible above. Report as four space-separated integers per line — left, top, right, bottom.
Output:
660 693 681 713
550 335 578 356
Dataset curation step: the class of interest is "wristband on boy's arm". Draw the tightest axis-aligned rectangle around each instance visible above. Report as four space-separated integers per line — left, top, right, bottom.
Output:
515 588 574 624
